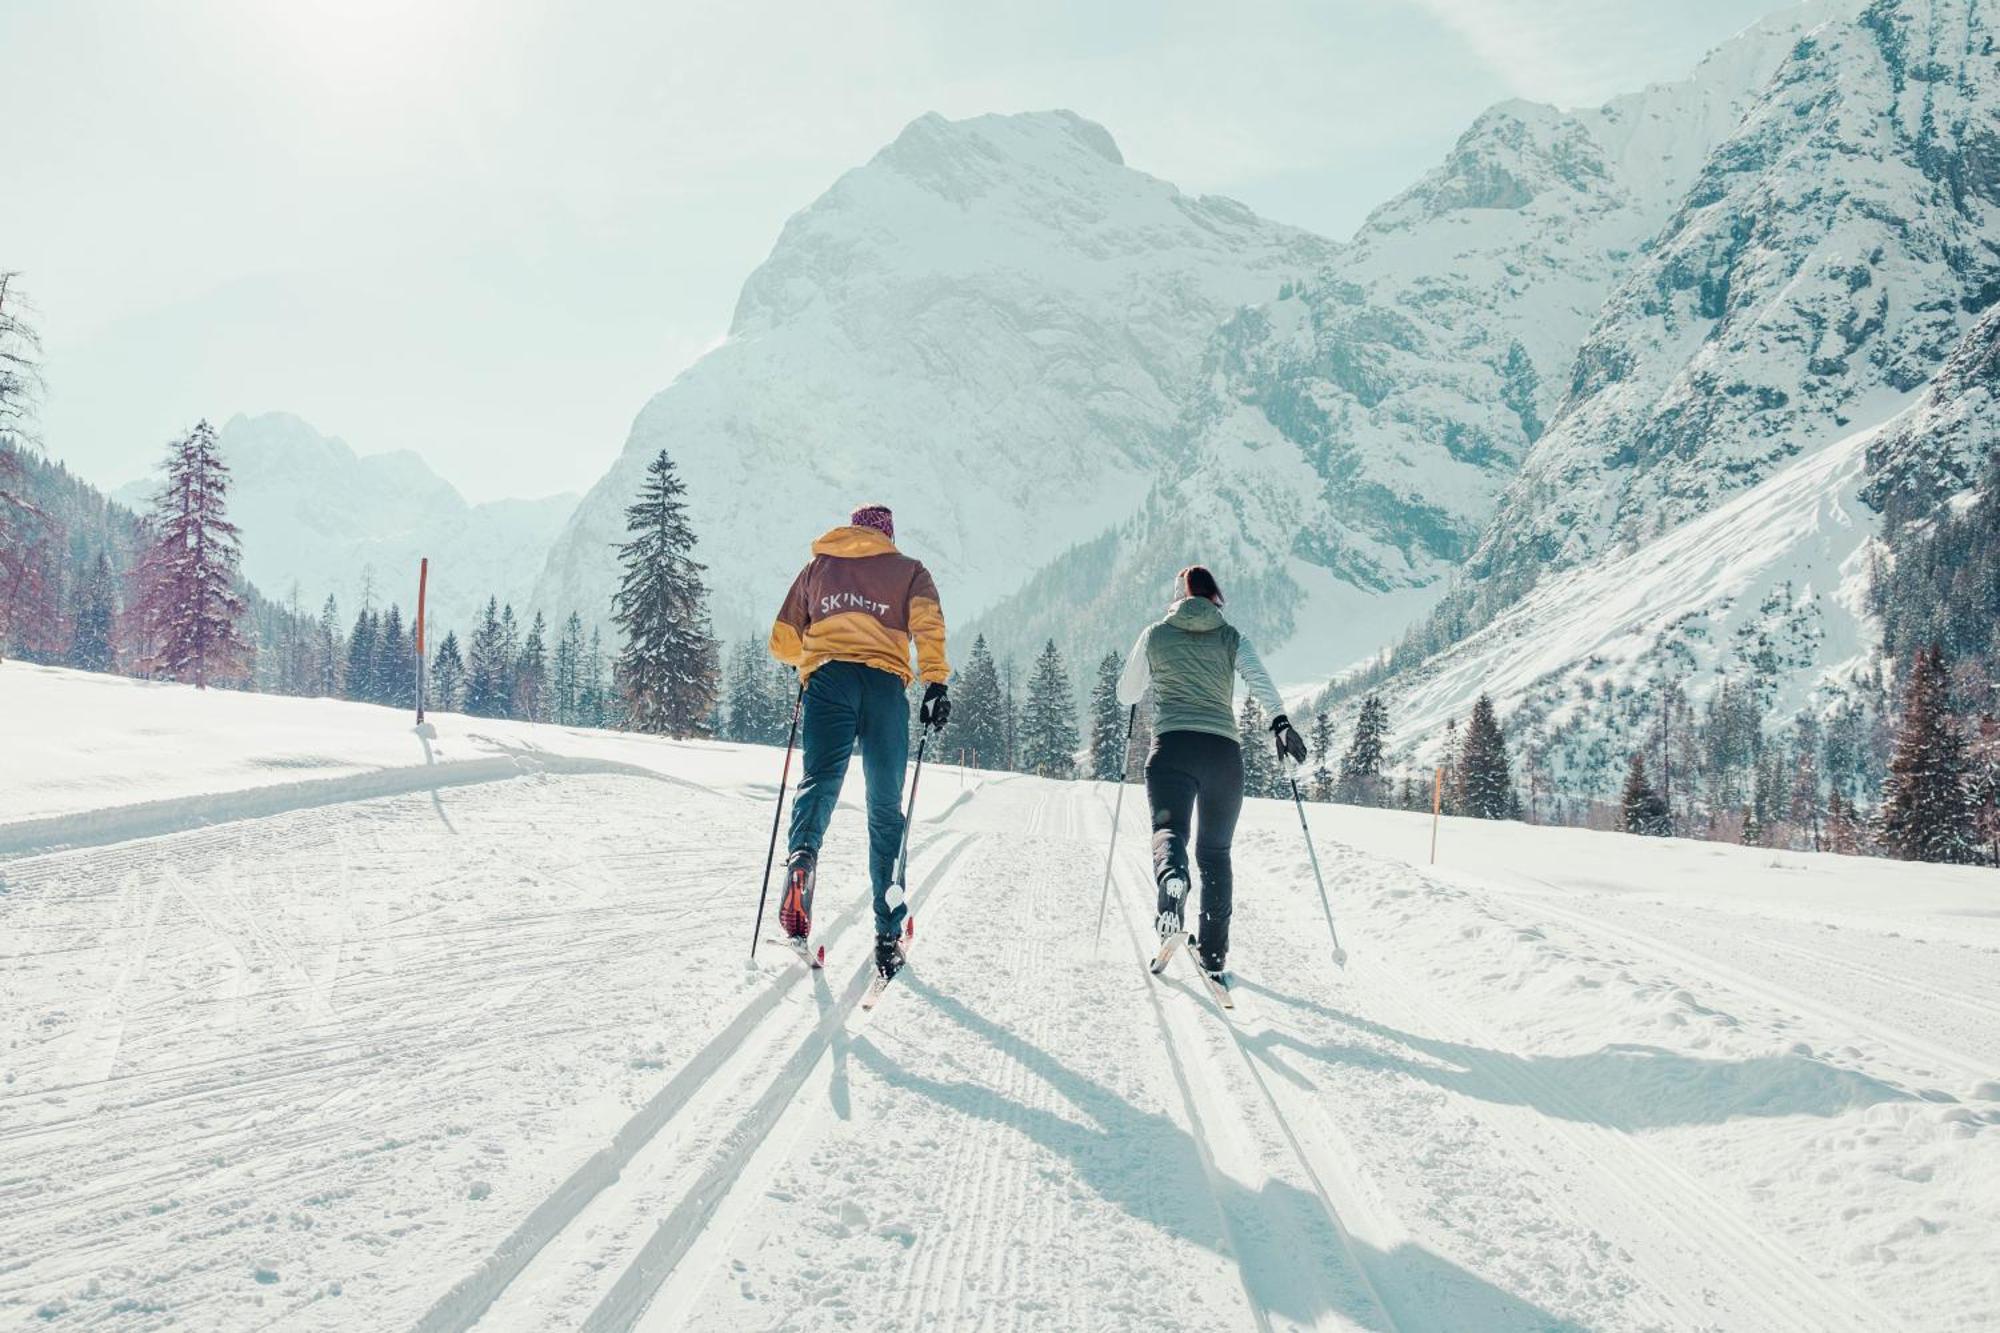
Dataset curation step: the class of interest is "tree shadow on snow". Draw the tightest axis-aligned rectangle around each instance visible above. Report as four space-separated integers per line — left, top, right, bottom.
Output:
850 976 1588 1332
1229 977 1912 1132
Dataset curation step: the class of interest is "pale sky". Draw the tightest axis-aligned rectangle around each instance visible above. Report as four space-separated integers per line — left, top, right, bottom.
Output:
2 0 1799 502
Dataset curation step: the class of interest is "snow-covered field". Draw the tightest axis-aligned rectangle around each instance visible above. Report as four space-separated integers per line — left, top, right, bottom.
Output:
4 662 1996 1330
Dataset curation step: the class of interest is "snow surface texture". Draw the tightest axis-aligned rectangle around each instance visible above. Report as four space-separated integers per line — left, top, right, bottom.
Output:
532 110 1331 651
5 662 1997 1329
118 413 578 634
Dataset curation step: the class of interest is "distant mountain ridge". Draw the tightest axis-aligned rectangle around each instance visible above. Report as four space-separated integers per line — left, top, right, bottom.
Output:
117 412 576 632
533 109 1334 647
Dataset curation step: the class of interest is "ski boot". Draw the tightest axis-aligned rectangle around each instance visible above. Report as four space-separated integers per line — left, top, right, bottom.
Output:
1156 869 1189 941
873 929 908 983
779 848 816 942
1149 872 1191 975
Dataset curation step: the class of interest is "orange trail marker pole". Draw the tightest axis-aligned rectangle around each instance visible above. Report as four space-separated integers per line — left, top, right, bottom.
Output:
414 558 429 725
1430 764 1444 865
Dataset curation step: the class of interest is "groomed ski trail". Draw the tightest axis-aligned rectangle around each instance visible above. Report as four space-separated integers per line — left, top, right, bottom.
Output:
10 682 1996 1330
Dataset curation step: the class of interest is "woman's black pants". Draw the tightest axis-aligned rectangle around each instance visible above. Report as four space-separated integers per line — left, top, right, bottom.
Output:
1144 729 1244 969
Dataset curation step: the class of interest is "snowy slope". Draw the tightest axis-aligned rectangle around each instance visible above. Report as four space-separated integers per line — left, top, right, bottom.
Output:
1343 404 1905 791
118 413 577 634
1475 0 2000 578
1345 249 2000 796
972 4 1849 684
532 110 1331 644
5 665 1997 1329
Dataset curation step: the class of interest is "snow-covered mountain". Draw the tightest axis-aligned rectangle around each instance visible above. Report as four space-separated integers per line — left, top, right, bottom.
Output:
1327 0 2000 798
1474 0 1998 579
119 413 577 633
533 110 1332 642
973 3 1846 683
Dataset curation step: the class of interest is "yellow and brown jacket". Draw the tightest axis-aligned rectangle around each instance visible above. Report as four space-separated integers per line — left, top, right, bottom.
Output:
768 526 949 686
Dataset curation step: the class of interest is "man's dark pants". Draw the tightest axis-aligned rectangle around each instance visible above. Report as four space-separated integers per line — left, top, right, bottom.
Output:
786 660 911 938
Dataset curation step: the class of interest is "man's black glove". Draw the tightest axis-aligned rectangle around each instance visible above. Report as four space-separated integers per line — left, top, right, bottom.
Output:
1270 713 1307 766
920 682 951 733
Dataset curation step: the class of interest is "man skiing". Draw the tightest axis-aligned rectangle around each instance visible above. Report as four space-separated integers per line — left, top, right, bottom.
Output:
1116 565 1306 989
769 504 951 981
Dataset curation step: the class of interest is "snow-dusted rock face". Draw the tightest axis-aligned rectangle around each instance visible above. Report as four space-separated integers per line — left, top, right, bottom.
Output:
1475 0 2000 578
1863 300 2000 512
532 110 1331 642
1340 414 1891 794
119 413 578 633
971 6 1838 683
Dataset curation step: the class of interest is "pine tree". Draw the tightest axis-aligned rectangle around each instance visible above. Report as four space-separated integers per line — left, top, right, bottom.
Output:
1000 657 1021 771
1020 639 1081 778
724 640 777 742
612 449 719 736
1968 712 1998 866
1457 694 1516 820
1622 752 1667 835
431 630 465 713
768 657 798 738
1088 650 1126 781
1824 791 1863 856
1338 694 1389 806
497 604 521 717
579 627 608 728
1239 695 1276 799
1309 712 1335 801
1439 717 1462 815
131 421 249 687
316 595 342 696
67 549 116 672
515 610 549 721
1878 643 1980 864
377 604 409 708
1788 714 1825 851
465 598 507 717
345 607 379 702
553 613 584 726
952 634 1007 770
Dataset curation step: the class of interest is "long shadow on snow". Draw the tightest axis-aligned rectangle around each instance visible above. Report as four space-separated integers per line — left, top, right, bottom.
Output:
1230 977 1912 1131
849 975 1588 1332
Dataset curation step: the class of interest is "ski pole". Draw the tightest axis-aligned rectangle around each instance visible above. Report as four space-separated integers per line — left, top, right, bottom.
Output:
749 681 805 960
1288 777 1348 967
894 733 929 890
1091 704 1139 950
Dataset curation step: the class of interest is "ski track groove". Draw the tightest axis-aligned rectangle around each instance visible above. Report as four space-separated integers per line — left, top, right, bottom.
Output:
0 772 816 1329
1099 799 1395 1333
413 826 967 1333
568 830 983 1333
1096 803 1280 1333
1493 874 1995 1087
1343 849 1894 1333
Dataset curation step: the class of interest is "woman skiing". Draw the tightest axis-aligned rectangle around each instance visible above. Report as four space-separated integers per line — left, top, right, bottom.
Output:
1116 565 1306 985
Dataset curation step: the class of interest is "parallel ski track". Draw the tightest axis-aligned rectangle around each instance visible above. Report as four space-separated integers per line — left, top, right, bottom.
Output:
1349 851 1895 1333
1490 873 1997 1086
415 827 973 1333
562 830 982 1333
1103 817 1400 1333
895 788 1066 1329
0 751 700 861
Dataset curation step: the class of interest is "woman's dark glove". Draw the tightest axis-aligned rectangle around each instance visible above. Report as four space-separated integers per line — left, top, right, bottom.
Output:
1270 713 1307 765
